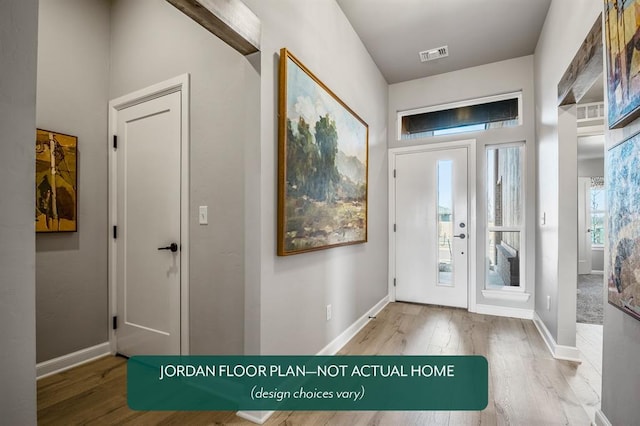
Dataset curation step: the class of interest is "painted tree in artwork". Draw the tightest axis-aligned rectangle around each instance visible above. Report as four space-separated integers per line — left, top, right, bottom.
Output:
285 117 304 193
286 114 340 203
313 114 340 202
286 117 318 197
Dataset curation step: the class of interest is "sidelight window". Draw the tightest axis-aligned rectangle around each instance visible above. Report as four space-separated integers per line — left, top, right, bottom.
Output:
486 143 524 288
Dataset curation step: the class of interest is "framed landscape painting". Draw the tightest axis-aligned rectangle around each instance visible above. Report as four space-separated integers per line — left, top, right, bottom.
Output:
607 132 640 320
35 129 78 232
277 48 368 256
604 0 640 128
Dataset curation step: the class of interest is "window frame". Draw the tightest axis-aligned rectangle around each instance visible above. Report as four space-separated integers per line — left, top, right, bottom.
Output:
484 141 526 292
396 91 523 141
590 186 605 248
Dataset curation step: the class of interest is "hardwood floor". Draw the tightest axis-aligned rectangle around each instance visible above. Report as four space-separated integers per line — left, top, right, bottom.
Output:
573 323 603 421
38 303 600 425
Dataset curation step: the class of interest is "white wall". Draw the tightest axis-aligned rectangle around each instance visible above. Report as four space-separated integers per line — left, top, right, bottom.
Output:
533 0 601 345
244 52 262 355
36 0 111 363
110 0 252 354
589 249 604 272
0 0 38 423
242 0 389 355
557 104 579 344
388 56 537 312
578 158 604 176
34 0 388 361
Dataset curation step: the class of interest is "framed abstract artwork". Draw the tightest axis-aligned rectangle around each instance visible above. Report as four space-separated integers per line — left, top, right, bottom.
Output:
35 129 78 232
604 0 640 128
277 48 368 256
607 132 640 320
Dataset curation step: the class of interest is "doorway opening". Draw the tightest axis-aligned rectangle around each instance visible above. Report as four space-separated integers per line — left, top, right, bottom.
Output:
577 90 605 326
575 79 605 414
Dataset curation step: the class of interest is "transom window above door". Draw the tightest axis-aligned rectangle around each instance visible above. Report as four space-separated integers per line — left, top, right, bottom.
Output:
397 92 522 141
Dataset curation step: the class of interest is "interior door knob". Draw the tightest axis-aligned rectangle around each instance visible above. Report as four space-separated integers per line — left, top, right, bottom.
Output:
453 233 466 239
158 243 178 252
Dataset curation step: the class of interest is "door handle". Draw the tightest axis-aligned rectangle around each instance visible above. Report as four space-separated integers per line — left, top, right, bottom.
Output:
453 233 466 239
158 243 179 252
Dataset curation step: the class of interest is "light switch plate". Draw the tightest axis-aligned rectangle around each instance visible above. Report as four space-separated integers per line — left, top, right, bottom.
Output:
199 206 208 225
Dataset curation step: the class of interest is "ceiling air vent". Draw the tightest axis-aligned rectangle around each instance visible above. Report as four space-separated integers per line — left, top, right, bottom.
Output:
419 45 449 62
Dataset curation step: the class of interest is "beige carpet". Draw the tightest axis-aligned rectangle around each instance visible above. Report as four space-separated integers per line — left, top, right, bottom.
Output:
577 273 604 325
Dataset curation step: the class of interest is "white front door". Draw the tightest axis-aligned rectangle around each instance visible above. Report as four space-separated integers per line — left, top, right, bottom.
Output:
394 147 469 308
578 177 592 275
114 90 182 356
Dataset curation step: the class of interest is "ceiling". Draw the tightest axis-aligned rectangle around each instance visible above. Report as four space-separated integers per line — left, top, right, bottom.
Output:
336 0 552 84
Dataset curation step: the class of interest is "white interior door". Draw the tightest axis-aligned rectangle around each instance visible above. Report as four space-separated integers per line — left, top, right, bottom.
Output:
115 90 182 356
578 177 592 275
394 147 468 308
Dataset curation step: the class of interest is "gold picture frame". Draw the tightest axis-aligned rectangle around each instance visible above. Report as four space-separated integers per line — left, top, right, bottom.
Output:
35 129 78 232
277 48 368 256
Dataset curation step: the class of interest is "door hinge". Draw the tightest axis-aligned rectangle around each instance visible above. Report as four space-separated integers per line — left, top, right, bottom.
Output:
393 224 396 232
113 225 117 239
393 169 396 178
113 135 118 149
393 278 396 287
112 316 118 330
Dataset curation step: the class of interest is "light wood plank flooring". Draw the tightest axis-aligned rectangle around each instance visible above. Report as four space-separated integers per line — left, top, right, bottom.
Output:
38 303 600 425
572 323 603 421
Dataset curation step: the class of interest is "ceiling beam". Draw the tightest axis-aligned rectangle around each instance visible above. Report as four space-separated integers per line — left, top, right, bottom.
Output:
166 0 260 56
557 15 603 106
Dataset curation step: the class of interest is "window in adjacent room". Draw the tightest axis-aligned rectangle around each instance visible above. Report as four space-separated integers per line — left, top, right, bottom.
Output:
590 176 605 247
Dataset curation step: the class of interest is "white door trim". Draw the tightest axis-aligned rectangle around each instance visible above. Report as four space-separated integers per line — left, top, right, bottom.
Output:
578 177 592 274
388 139 477 311
108 74 190 355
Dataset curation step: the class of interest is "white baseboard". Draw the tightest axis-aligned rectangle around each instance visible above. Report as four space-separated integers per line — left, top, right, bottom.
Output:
236 410 274 425
36 342 111 380
533 313 581 363
237 295 389 424
474 303 534 320
317 295 389 356
594 409 612 426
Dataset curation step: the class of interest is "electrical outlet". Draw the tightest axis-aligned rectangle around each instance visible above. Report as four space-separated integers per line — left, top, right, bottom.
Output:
547 295 551 311
326 304 332 321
